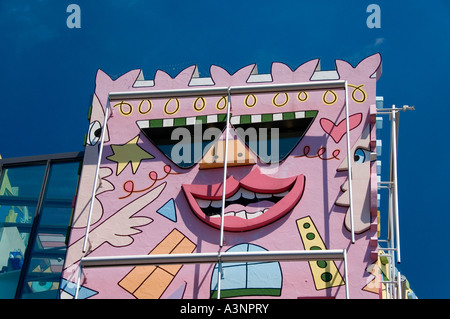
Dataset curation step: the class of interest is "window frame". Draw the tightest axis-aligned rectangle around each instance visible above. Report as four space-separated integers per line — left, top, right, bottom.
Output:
0 152 83 299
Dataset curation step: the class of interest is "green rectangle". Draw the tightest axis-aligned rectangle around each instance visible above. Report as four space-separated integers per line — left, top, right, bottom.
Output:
196 115 207 124
282 112 295 120
240 115 251 124
217 113 227 122
149 119 163 128
210 288 281 299
306 110 318 118
261 114 273 122
173 117 186 127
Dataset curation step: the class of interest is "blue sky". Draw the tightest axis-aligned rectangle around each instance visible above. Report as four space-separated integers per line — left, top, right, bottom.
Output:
1 0 449 299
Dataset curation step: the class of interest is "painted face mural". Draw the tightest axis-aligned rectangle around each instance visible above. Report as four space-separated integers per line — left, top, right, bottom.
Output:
61 54 382 299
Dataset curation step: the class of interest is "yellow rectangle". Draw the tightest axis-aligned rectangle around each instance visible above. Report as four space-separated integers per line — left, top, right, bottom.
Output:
296 216 345 290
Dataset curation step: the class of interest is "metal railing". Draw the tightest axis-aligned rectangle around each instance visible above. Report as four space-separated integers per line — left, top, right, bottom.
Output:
76 249 349 299
377 103 414 299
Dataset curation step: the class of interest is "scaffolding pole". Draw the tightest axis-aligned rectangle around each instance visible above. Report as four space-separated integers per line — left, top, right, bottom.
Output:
217 87 232 299
390 109 401 263
377 105 414 265
82 99 110 253
377 104 414 299
344 81 355 243
108 80 347 100
78 249 349 299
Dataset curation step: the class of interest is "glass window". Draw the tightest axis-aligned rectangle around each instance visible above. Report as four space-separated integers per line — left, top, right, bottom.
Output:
0 157 81 299
0 164 46 298
44 161 80 201
19 161 80 299
0 165 46 199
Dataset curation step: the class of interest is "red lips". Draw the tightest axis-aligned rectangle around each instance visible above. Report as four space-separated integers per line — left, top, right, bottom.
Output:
182 168 305 231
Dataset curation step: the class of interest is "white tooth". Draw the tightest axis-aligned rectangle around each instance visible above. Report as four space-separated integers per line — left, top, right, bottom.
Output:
210 214 221 218
227 190 241 201
274 190 289 197
225 211 235 216
197 199 212 208
241 189 255 199
263 208 269 212
235 210 246 219
247 210 263 219
256 192 272 199
211 200 222 208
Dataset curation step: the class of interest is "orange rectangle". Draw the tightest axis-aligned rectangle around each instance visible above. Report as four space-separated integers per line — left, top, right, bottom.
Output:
150 229 185 255
119 265 157 293
118 228 197 298
160 237 197 275
133 267 174 299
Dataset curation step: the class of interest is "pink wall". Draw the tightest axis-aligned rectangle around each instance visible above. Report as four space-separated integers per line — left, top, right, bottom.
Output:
61 54 382 299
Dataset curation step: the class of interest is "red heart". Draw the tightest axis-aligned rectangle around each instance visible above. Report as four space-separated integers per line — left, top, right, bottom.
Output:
320 113 362 143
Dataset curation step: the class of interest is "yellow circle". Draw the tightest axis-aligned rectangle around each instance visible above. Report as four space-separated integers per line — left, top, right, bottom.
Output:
164 98 180 115
272 92 289 107
138 99 152 115
216 96 227 110
193 97 206 112
113 101 133 116
349 84 367 103
297 91 309 102
244 94 257 108
323 90 337 105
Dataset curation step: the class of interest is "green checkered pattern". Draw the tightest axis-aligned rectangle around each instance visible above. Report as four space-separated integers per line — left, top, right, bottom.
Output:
138 111 317 129
230 110 317 125
141 114 228 129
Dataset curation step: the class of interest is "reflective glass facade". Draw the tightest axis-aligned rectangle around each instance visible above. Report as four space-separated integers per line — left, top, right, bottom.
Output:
0 153 82 299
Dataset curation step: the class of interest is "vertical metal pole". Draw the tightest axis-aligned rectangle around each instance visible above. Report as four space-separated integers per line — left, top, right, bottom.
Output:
75 264 82 299
390 251 395 298
397 271 402 299
391 110 401 263
219 88 232 247
217 88 232 299
343 249 349 299
83 99 110 253
387 183 393 243
217 258 222 299
344 81 355 243
387 189 395 299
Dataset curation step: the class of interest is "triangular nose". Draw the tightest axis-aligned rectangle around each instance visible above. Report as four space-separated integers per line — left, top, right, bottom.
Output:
199 137 255 169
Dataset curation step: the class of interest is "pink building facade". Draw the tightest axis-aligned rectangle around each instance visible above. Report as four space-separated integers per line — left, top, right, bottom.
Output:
61 53 383 299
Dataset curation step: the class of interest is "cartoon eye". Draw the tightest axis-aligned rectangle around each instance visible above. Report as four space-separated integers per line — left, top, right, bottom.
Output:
137 115 227 168
231 111 318 163
88 121 102 146
354 148 371 164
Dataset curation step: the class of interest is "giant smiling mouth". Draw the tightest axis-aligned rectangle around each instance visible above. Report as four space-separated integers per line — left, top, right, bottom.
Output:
182 168 305 232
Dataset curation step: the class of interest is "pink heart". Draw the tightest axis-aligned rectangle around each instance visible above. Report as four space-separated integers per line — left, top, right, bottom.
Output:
320 113 363 143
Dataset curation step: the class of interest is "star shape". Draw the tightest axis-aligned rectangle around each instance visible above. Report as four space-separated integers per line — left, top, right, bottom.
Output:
107 135 154 175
